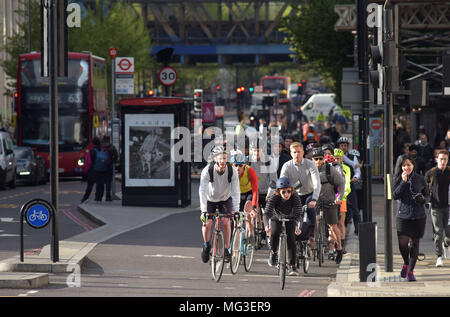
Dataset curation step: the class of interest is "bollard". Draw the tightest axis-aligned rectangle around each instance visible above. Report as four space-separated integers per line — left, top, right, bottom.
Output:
359 222 377 282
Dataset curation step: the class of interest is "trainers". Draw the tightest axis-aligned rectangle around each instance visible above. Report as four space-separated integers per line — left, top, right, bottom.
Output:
288 265 299 276
201 244 211 263
407 271 416 282
224 248 231 263
268 251 278 267
248 235 255 246
328 250 336 260
400 265 408 278
436 256 444 267
335 250 343 264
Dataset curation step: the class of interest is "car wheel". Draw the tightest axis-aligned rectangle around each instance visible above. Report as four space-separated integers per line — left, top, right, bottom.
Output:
0 168 6 190
8 169 16 189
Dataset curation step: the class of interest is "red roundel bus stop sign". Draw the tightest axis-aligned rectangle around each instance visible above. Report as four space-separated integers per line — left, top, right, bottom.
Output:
371 119 382 130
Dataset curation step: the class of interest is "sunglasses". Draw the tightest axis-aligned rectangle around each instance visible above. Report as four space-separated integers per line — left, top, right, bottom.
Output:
313 157 324 161
280 189 292 195
233 164 244 167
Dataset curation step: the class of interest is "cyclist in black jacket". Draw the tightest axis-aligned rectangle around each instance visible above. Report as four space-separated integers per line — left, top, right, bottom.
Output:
264 177 303 276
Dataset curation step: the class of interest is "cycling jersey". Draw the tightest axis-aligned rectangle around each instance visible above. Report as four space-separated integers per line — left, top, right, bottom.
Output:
238 165 259 208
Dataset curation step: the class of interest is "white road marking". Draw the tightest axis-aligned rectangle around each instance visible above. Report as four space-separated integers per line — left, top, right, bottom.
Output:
144 254 195 259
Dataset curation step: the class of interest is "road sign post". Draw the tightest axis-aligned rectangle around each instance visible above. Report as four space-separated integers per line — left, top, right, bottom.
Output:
109 47 119 200
20 199 56 262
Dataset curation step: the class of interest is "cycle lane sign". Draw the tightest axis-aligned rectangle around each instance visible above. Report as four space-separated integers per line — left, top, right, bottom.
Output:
20 199 56 262
25 203 51 229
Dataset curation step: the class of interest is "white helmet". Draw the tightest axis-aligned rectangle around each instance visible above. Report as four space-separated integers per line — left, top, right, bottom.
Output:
349 149 360 157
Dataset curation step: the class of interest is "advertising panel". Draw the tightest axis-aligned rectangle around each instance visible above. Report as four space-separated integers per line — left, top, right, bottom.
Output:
124 113 174 187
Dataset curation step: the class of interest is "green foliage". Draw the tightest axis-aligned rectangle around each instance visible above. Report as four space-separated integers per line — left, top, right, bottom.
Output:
0 0 153 96
280 0 354 104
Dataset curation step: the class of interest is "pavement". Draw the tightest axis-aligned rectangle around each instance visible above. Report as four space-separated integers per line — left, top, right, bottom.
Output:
2 179 450 296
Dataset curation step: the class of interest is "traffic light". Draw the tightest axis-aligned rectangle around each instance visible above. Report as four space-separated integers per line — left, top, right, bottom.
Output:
216 85 220 91
148 89 154 96
297 82 304 95
368 4 383 104
193 89 203 112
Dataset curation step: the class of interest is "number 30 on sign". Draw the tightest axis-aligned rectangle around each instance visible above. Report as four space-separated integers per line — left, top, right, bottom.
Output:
158 66 177 87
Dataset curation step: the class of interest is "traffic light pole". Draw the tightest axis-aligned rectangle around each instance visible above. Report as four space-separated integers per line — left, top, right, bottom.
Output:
358 0 372 223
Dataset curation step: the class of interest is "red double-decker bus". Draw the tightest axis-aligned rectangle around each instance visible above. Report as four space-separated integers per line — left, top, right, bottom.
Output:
16 52 109 177
260 75 291 98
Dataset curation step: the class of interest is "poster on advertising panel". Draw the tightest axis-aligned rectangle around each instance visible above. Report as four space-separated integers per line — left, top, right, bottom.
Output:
124 113 174 187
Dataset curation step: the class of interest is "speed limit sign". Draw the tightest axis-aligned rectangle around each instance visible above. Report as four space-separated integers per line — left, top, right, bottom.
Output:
158 66 177 86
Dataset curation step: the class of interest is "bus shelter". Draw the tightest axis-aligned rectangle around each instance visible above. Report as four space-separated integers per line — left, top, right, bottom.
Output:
119 97 191 207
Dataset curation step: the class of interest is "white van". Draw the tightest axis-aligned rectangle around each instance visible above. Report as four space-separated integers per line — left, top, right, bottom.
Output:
0 131 16 189
300 93 338 121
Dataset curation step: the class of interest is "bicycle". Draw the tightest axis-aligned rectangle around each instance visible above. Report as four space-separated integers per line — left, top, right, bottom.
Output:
254 204 266 250
315 202 332 267
230 211 254 274
277 218 291 290
206 211 234 282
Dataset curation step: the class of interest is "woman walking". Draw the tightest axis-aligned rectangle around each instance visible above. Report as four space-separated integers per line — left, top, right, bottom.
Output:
393 155 430 281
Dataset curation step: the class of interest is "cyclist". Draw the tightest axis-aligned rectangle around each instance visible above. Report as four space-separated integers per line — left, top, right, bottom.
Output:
231 149 259 245
270 142 321 237
322 143 334 157
250 139 278 244
337 137 362 233
264 177 303 276
333 148 352 253
199 145 240 263
312 148 346 264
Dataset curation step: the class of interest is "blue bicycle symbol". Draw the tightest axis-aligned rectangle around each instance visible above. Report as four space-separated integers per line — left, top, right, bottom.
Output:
25 204 51 228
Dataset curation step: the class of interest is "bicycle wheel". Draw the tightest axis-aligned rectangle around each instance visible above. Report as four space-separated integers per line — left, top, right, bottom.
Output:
278 235 287 290
243 227 254 272
211 230 225 282
230 227 242 275
303 242 311 273
317 220 324 267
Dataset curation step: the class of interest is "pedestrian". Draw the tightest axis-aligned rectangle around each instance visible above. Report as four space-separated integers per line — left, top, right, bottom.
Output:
102 135 118 202
424 149 450 267
417 133 434 171
393 155 430 282
81 145 96 203
91 137 111 202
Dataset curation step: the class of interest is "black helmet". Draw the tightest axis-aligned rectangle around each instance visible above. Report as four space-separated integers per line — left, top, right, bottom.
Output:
322 143 334 153
276 177 291 189
312 148 324 158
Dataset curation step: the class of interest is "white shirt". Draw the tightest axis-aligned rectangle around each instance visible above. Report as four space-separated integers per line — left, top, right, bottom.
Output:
199 164 240 213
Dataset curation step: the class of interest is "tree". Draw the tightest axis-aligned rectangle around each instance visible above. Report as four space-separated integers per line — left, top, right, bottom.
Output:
0 0 153 96
280 0 354 103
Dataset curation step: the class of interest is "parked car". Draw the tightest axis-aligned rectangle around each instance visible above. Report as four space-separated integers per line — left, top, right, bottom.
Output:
13 146 47 185
0 131 16 189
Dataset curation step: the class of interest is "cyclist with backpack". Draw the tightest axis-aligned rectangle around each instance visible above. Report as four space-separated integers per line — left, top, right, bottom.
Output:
199 145 240 264
311 148 345 264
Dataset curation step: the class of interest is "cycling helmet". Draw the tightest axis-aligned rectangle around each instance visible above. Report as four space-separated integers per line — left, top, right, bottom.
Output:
322 143 335 153
334 148 344 157
306 143 314 152
231 149 248 165
312 148 324 158
324 154 336 164
349 149 360 157
211 145 226 157
276 177 292 189
337 136 349 145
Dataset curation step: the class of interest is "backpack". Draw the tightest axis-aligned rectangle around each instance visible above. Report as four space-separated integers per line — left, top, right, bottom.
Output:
92 147 110 172
208 162 233 183
322 163 338 193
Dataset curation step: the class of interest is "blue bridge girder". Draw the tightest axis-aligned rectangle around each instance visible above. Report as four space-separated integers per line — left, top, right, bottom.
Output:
122 0 298 64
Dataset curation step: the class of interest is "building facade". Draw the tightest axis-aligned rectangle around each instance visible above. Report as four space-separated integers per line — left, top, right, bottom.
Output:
1 0 25 132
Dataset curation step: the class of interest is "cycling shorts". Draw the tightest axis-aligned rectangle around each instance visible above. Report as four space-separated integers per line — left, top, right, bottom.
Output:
206 197 233 216
240 191 253 212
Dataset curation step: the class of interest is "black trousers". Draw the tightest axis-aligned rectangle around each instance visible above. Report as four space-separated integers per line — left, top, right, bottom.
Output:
270 219 297 266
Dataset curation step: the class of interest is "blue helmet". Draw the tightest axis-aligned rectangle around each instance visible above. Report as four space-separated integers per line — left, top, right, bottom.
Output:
231 150 248 165
276 177 291 189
